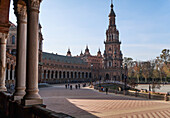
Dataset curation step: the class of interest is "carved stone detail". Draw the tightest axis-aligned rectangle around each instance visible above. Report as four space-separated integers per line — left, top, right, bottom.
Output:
17 4 27 22
29 0 41 11
0 32 8 40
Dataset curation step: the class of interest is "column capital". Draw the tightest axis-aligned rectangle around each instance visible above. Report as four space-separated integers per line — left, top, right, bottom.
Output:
14 4 27 23
27 0 42 12
0 32 8 40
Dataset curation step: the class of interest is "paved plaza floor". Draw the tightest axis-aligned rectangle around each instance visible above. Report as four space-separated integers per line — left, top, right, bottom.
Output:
39 84 170 118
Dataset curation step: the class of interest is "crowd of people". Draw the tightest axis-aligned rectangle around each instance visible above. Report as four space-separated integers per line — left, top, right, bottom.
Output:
65 83 87 90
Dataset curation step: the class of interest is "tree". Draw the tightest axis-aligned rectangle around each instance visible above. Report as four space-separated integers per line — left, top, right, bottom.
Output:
141 62 151 83
134 61 142 83
160 49 170 64
155 57 164 82
123 57 135 79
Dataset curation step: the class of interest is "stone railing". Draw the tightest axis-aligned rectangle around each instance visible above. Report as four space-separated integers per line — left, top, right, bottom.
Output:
0 92 73 118
94 86 170 101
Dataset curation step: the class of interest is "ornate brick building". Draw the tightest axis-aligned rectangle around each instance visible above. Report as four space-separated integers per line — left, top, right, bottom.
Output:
7 22 17 55
6 2 127 85
100 2 127 82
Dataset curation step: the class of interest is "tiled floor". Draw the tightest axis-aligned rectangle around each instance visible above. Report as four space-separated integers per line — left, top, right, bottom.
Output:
39 84 170 118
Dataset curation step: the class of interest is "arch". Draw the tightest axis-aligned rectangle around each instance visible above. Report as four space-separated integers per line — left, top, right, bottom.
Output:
48 70 50 79
74 72 77 78
106 73 109 80
109 61 112 67
63 71 65 78
55 71 58 78
89 72 92 78
71 72 73 78
10 65 13 80
51 71 54 79
12 35 15 44
44 70 46 79
6 67 8 80
86 72 88 78
78 72 80 78
122 74 124 81
59 71 62 78
67 72 69 78
113 76 116 81
82 72 84 79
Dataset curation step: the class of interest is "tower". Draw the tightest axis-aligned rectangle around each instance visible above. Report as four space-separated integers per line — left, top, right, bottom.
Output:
66 48 72 57
103 1 123 81
97 48 102 57
84 45 90 56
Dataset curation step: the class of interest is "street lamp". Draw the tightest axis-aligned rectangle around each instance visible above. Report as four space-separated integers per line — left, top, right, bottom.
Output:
148 82 151 99
91 64 93 84
124 64 127 95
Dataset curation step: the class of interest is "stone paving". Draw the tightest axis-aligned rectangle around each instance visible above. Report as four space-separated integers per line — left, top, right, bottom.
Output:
39 84 170 118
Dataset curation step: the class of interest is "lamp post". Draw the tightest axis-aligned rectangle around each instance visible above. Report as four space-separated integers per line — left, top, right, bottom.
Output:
148 82 151 99
91 64 93 84
124 64 127 95
120 65 123 82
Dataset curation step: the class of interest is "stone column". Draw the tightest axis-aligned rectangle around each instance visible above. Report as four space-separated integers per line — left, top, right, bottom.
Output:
22 0 42 106
0 33 7 91
48 70 51 79
53 73 55 79
80 73 82 79
46 73 48 79
61 72 63 79
73 72 75 79
8 69 10 80
13 4 27 100
12 70 15 80
57 71 60 79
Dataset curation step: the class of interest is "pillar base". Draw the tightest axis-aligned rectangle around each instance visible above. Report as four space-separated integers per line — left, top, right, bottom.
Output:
13 95 24 101
21 99 43 106
0 87 7 92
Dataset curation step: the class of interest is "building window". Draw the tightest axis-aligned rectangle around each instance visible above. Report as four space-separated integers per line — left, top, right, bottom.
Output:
12 35 15 44
109 61 112 67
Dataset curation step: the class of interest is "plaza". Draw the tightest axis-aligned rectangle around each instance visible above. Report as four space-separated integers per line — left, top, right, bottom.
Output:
40 84 170 118
0 0 169 117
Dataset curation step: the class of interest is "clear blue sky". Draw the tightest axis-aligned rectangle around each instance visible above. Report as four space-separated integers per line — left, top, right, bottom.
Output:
9 0 170 61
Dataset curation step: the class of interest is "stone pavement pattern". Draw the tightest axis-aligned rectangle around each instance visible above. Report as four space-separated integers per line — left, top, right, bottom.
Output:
39 85 170 118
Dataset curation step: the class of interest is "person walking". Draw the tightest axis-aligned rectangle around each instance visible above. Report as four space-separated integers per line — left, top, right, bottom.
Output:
70 85 72 90
65 84 67 89
78 84 80 89
75 85 78 89
106 88 108 95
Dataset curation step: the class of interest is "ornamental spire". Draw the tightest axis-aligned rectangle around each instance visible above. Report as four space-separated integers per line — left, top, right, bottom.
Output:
108 0 116 27
111 0 113 7
109 0 115 17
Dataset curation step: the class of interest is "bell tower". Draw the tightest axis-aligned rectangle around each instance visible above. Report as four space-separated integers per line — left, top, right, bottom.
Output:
104 0 123 69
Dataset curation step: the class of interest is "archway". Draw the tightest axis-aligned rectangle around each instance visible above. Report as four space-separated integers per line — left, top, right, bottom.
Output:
106 73 110 80
55 71 58 79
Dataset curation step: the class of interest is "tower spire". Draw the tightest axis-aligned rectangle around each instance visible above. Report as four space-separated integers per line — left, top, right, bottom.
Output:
108 0 116 27
111 0 113 9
